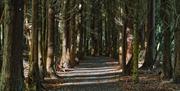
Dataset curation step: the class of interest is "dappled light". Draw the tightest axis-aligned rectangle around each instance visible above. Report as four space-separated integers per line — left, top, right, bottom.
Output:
0 0 180 91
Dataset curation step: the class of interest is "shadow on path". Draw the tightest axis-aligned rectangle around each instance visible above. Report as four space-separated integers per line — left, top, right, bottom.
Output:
43 56 122 91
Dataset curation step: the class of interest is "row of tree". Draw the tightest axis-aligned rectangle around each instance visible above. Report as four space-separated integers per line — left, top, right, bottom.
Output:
0 0 180 90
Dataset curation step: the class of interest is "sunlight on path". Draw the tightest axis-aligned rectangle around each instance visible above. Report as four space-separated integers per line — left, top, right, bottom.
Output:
43 56 122 91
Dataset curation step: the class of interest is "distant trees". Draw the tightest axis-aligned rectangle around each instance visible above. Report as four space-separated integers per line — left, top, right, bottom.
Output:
0 0 24 90
60 0 78 69
104 0 117 57
78 0 87 58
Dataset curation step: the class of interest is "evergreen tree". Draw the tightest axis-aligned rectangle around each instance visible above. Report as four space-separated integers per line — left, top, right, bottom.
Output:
0 0 24 90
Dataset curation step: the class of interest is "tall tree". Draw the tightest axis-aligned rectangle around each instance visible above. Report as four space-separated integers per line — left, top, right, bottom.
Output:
174 0 180 83
90 0 102 56
142 0 155 69
0 0 24 90
46 0 55 76
111 0 118 58
161 0 173 79
40 0 48 78
59 0 70 69
0 0 3 72
132 0 144 83
28 0 41 90
78 0 86 59
0 0 3 18
104 0 115 57
60 0 78 69
121 2 128 74
69 0 77 67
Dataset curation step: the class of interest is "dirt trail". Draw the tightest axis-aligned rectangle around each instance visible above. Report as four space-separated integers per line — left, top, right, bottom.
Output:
43 56 122 91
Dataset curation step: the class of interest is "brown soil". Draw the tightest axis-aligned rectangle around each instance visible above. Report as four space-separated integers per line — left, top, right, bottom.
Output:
119 70 180 91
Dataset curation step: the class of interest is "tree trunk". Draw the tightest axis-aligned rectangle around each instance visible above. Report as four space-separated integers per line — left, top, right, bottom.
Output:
174 24 180 83
90 0 102 56
174 0 180 83
78 0 85 59
121 3 128 74
0 0 3 18
132 24 139 83
132 0 141 83
28 0 41 90
0 0 3 71
40 0 48 79
111 0 118 58
161 0 173 79
85 0 91 56
69 0 77 67
0 0 24 90
142 0 155 69
46 0 55 76
60 0 74 69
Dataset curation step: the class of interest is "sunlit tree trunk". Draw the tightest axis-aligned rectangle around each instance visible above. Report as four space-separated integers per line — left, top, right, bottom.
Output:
0 0 24 90
60 0 76 69
60 0 69 69
46 0 55 76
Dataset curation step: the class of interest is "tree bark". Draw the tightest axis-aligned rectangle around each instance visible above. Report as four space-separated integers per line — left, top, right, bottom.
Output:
174 25 180 83
161 0 173 79
90 0 102 56
46 0 55 76
0 0 24 90
28 0 41 90
60 0 77 69
40 0 48 79
121 3 128 74
142 0 155 69
69 0 77 67
78 0 85 59
0 0 3 72
174 0 180 83
132 0 141 83
105 0 117 58
0 0 3 18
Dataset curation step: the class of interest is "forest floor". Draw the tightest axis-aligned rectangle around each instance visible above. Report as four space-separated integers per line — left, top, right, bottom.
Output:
119 71 180 91
24 56 180 91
